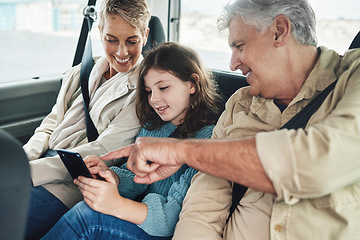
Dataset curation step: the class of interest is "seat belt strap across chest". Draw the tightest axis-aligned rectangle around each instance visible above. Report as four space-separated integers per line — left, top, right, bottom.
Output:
78 1 99 142
227 79 337 223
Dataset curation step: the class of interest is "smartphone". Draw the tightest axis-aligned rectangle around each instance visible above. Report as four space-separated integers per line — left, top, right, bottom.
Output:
57 149 104 180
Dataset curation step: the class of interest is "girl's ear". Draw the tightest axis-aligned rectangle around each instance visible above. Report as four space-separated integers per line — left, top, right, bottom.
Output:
189 73 199 94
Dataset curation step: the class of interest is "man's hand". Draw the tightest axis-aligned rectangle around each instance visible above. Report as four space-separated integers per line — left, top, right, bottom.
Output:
100 137 184 184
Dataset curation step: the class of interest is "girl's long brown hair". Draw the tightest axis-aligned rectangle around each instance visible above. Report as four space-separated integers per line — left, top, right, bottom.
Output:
136 42 222 138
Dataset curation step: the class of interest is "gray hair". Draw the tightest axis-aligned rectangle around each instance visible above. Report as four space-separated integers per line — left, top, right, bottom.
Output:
218 0 317 46
98 0 151 37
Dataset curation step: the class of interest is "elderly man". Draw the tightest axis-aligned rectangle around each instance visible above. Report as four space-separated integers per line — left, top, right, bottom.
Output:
101 0 360 239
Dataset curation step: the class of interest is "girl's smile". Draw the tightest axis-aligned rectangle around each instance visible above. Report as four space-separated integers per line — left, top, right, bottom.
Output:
156 105 169 114
144 68 195 125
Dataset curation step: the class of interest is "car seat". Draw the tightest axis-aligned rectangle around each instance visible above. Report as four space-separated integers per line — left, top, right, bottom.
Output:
0 130 31 240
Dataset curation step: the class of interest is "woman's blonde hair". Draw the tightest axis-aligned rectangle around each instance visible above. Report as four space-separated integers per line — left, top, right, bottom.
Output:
98 0 151 37
136 42 222 138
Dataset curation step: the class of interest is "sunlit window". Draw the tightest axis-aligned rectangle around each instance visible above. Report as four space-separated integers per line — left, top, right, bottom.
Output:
0 0 95 83
1 0 359 82
179 0 360 73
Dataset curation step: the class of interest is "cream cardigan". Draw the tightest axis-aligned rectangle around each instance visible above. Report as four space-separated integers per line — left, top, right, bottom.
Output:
24 56 142 208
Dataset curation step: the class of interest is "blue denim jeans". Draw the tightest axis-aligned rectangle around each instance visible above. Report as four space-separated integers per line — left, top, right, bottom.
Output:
25 185 69 240
42 201 172 240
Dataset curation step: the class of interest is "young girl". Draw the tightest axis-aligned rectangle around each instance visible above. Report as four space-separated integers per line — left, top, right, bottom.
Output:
42 42 221 239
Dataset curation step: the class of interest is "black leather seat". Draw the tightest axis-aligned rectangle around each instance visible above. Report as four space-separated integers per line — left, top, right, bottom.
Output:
211 70 248 116
212 70 248 111
0 129 31 240
349 31 360 49
143 16 166 55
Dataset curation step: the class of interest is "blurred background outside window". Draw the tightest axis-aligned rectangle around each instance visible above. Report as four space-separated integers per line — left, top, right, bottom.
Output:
0 0 359 82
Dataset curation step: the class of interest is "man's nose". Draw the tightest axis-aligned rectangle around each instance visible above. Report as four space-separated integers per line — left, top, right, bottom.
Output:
230 51 242 72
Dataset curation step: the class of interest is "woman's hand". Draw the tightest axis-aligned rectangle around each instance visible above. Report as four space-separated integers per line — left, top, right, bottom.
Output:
84 155 119 185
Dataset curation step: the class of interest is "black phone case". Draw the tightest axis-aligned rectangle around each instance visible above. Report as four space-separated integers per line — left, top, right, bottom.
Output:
57 149 93 180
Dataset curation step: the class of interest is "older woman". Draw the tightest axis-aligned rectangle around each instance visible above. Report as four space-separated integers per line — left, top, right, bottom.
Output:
24 0 150 239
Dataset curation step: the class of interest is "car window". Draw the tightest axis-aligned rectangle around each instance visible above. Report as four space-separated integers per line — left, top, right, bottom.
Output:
0 0 103 83
1 0 359 83
179 0 360 73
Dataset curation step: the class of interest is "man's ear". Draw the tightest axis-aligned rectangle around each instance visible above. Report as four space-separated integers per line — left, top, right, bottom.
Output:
189 73 199 94
272 14 291 47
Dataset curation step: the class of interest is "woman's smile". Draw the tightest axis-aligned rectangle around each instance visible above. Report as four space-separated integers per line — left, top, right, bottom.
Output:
114 56 131 64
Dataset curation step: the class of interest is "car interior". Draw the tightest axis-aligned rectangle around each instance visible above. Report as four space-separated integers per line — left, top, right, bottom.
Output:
0 11 249 145
0 0 359 239
1 0 358 146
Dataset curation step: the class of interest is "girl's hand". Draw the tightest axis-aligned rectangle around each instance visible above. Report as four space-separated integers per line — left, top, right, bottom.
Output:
83 156 120 184
75 169 149 225
84 155 109 175
74 170 124 216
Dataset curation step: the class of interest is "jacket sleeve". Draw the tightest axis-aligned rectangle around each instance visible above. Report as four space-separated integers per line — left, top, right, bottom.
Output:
23 64 80 160
24 66 79 185
173 172 232 239
173 99 251 239
23 104 58 161
138 167 198 237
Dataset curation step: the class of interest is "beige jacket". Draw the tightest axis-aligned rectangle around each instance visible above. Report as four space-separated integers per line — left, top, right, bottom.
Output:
174 47 360 239
24 57 141 208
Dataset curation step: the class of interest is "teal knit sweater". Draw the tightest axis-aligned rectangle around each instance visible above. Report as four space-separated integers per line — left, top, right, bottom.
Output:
110 122 214 237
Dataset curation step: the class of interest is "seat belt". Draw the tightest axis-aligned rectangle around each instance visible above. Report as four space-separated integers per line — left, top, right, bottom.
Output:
73 0 97 67
78 1 99 142
40 3 98 156
227 79 338 223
